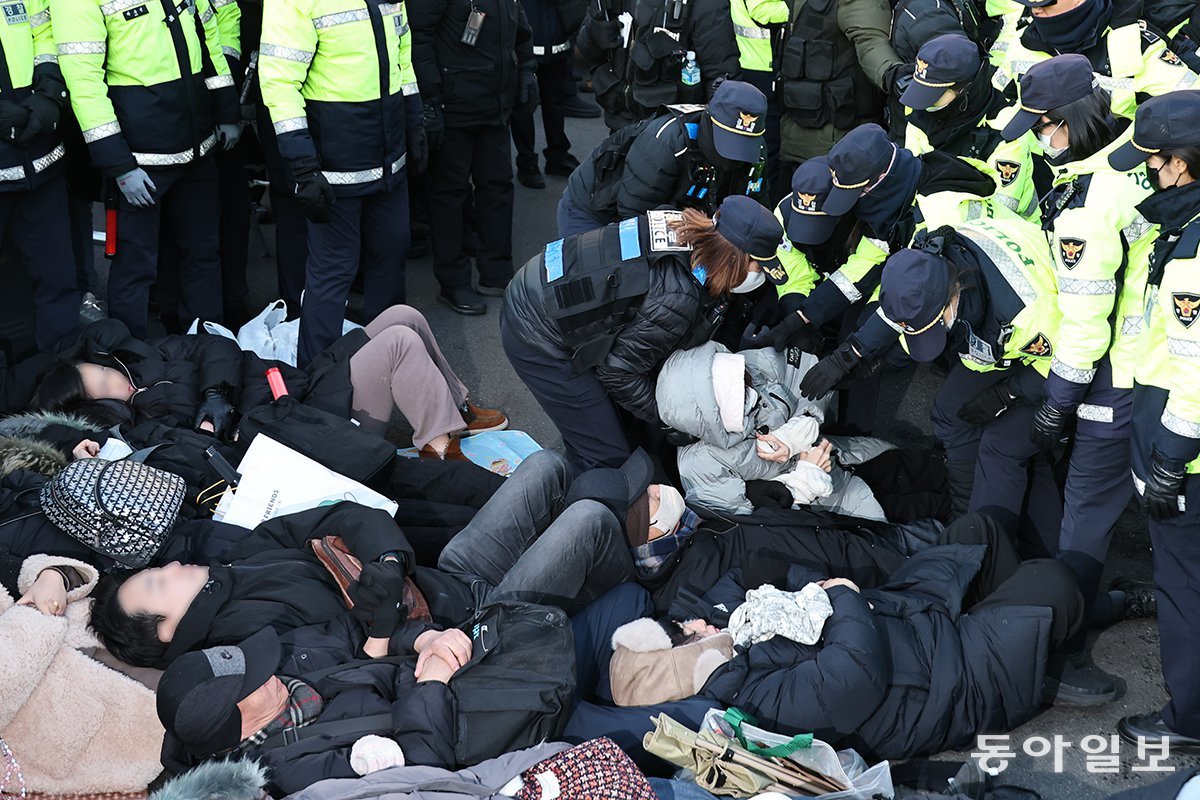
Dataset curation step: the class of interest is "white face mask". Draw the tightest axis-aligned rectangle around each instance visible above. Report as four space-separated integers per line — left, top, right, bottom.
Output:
651 484 687 535
1037 121 1068 159
731 269 766 294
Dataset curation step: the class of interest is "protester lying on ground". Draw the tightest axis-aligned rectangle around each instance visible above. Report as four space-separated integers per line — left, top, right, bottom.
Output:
656 342 895 519
89 451 638 669
561 522 1092 766
33 305 505 460
0 554 163 795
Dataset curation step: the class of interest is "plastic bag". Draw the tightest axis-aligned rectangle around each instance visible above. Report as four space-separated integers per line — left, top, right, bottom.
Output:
236 300 363 366
185 318 238 340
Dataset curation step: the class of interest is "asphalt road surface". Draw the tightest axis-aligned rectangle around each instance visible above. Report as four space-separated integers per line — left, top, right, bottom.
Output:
128 111 1196 797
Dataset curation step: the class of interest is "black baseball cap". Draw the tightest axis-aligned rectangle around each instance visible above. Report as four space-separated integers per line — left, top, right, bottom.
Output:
713 195 787 284
1000 54 1096 141
785 156 839 245
157 627 282 757
1010 0 1058 8
879 249 952 363
706 80 768 164
1109 90 1200 171
900 34 981 111
825 124 896 217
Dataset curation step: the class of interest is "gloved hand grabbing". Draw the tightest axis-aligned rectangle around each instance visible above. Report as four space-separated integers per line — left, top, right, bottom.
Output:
0 101 29 143
215 122 242 151
957 380 1020 427
583 13 623 51
745 479 793 510
768 310 821 352
350 559 408 638
660 424 698 447
408 124 429 175
15 94 60 146
1030 401 1072 452
517 71 540 114
422 103 445 152
1143 448 1186 521
739 322 770 351
292 163 335 223
117 167 157 208
193 387 234 439
799 341 860 400
884 62 914 97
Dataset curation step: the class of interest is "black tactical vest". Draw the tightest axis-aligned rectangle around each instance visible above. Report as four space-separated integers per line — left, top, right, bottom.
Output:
779 0 880 130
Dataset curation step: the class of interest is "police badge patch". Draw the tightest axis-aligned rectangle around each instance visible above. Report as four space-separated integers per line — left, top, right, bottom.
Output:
1173 292 1200 328
1 2 27 23
1160 48 1183 66
1020 332 1053 357
995 160 1021 187
1058 237 1086 269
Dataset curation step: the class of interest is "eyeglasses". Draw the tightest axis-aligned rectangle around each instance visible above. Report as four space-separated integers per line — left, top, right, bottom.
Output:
1031 119 1064 136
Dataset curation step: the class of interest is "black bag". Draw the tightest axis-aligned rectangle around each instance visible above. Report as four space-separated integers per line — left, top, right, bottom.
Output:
236 396 395 489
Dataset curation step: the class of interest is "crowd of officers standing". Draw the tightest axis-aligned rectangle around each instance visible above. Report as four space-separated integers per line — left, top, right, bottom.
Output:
5 0 1200 765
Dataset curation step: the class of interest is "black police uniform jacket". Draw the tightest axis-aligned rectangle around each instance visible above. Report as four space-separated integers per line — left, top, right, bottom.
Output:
410 0 536 126
699 544 1054 761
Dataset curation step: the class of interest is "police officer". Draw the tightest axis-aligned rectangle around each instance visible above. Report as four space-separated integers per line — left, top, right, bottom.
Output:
411 0 537 315
510 0 585 189
501 195 788 471
879 218 1066 560
53 0 239 339
900 34 1039 221
728 0 786 190
767 123 998 369
1107 90 1200 752
1000 54 1158 701
259 0 426 367
559 79 768 237
575 0 741 131
990 0 1199 121
0 0 78 349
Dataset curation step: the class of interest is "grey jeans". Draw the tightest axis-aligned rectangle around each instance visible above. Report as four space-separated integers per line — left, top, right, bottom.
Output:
438 450 637 615
349 304 470 448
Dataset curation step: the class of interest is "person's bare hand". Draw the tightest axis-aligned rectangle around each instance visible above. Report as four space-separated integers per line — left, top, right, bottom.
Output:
819 578 860 594
414 628 472 679
73 440 100 460
755 433 791 463
17 569 68 615
799 439 833 472
414 653 457 684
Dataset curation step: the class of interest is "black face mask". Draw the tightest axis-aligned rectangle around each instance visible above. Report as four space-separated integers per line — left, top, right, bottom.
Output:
1031 0 1113 52
1148 164 1182 193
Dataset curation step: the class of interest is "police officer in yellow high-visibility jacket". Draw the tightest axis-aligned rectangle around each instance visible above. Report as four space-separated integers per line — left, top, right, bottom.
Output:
1108 90 1200 753
0 0 78 348
259 0 426 367
52 0 240 338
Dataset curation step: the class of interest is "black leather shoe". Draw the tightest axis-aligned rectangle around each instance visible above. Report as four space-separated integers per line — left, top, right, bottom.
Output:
1111 577 1158 619
561 94 601 118
1118 713 1200 753
437 287 486 315
517 166 545 189
1043 658 1116 706
476 277 510 297
544 154 581 177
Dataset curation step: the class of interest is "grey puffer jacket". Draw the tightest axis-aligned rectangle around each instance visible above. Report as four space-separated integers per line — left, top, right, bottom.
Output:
655 342 893 518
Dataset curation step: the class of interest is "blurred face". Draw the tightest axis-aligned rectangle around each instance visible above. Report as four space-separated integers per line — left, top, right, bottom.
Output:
1031 0 1084 18
680 619 721 640
237 676 290 740
78 362 135 401
117 562 211 643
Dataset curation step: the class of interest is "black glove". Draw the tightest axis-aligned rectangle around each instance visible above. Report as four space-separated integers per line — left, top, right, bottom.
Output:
739 322 770 351
15 93 60 147
799 341 860 400
745 479 792 510
661 424 698 447
1030 401 1072 452
517 71 540 115
193 387 234 440
408 124 429 175
768 310 821 352
884 62 913 97
349 560 409 638
0 101 30 143
957 380 1021 427
1144 448 1186 521
422 103 445 152
583 14 622 51
292 164 336 223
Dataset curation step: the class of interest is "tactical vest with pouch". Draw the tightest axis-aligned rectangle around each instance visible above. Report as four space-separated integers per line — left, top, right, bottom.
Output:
592 0 695 118
778 0 880 130
540 211 719 372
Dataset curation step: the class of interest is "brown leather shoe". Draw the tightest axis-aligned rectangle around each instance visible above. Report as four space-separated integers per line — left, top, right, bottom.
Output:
459 401 509 434
418 438 470 461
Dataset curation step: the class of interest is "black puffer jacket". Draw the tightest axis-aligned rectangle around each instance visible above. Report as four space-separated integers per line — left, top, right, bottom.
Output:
700 545 1053 761
410 0 536 127
576 0 740 128
501 215 713 422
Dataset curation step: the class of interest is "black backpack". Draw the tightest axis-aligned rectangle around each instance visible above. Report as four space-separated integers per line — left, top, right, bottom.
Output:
586 117 656 219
